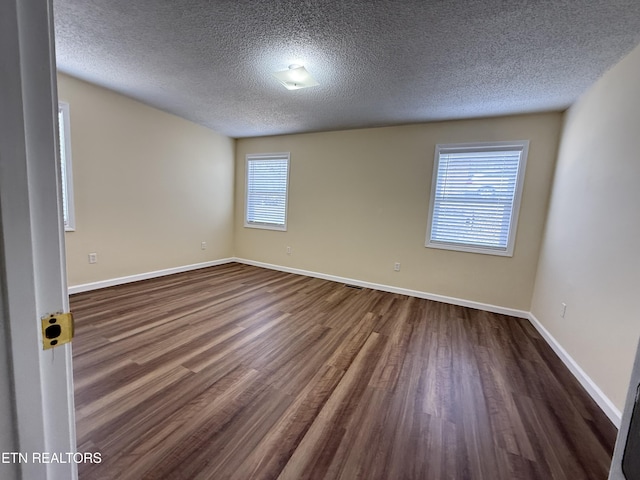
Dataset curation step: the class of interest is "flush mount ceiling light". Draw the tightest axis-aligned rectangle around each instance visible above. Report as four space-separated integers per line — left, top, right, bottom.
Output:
272 64 319 90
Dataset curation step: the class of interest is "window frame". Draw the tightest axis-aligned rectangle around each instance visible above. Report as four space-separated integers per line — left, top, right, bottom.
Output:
244 152 290 231
58 101 76 232
425 140 529 257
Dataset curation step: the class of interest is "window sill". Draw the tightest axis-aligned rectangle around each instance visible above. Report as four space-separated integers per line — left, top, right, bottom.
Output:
244 223 287 232
426 240 513 257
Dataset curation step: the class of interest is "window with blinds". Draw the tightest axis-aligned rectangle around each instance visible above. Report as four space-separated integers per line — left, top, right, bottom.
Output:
58 102 75 231
245 153 290 231
426 141 529 256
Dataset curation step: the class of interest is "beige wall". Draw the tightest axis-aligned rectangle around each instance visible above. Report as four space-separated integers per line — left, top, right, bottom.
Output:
235 113 562 311
59 74 235 286
531 44 640 411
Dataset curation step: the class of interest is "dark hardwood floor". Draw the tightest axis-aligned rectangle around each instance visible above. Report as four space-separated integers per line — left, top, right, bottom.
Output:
70 262 616 479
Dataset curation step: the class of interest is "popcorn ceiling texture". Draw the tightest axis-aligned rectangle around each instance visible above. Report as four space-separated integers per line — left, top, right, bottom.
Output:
53 0 640 138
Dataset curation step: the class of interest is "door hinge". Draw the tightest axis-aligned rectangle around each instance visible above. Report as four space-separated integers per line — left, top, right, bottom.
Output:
41 312 74 350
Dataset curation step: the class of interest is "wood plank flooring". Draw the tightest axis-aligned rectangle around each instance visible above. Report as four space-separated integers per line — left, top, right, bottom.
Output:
70 263 616 479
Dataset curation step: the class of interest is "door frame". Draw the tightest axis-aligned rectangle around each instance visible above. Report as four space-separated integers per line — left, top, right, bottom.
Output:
0 0 77 478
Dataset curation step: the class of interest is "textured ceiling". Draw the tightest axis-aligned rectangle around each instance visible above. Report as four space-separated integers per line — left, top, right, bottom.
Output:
54 0 640 138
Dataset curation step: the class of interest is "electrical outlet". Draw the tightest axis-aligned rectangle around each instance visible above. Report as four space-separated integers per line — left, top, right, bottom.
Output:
286 246 292 255
561 302 567 318
394 262 401 272
88 253 98 264
201 241 207 250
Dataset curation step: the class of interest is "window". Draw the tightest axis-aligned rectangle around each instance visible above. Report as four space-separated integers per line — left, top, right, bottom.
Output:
58 102 75 231
426 141 529 256
245 153 290 231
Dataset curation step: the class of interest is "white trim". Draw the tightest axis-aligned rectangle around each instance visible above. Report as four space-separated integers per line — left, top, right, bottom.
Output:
244 153 290 232
426 140 529 257
1 0 78 476
243 222 288 232
68 256 527 318
58 101 76 232
232 257 529 319
66 256 621 428
528 312 622 427
233 259 620 425
68 258 234 294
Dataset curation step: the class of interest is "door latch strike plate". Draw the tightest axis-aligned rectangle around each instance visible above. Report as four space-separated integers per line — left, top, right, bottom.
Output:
41 312 74 350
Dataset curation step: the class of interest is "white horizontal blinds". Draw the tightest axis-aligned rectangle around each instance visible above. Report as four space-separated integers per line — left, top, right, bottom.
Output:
246 155 289 228
430 147 523 250
58 106 69 228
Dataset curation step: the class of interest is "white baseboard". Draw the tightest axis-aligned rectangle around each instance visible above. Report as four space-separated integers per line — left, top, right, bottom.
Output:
234 258 621 426
232 257 529 319
528 312 622 427
67 258 235 294
67 256 620 427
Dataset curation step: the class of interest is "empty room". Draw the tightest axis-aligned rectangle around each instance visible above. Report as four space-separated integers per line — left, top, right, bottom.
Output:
2 1 640 479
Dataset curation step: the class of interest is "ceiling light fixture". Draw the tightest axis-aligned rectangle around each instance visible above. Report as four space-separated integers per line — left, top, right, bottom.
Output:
272 64 319 90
